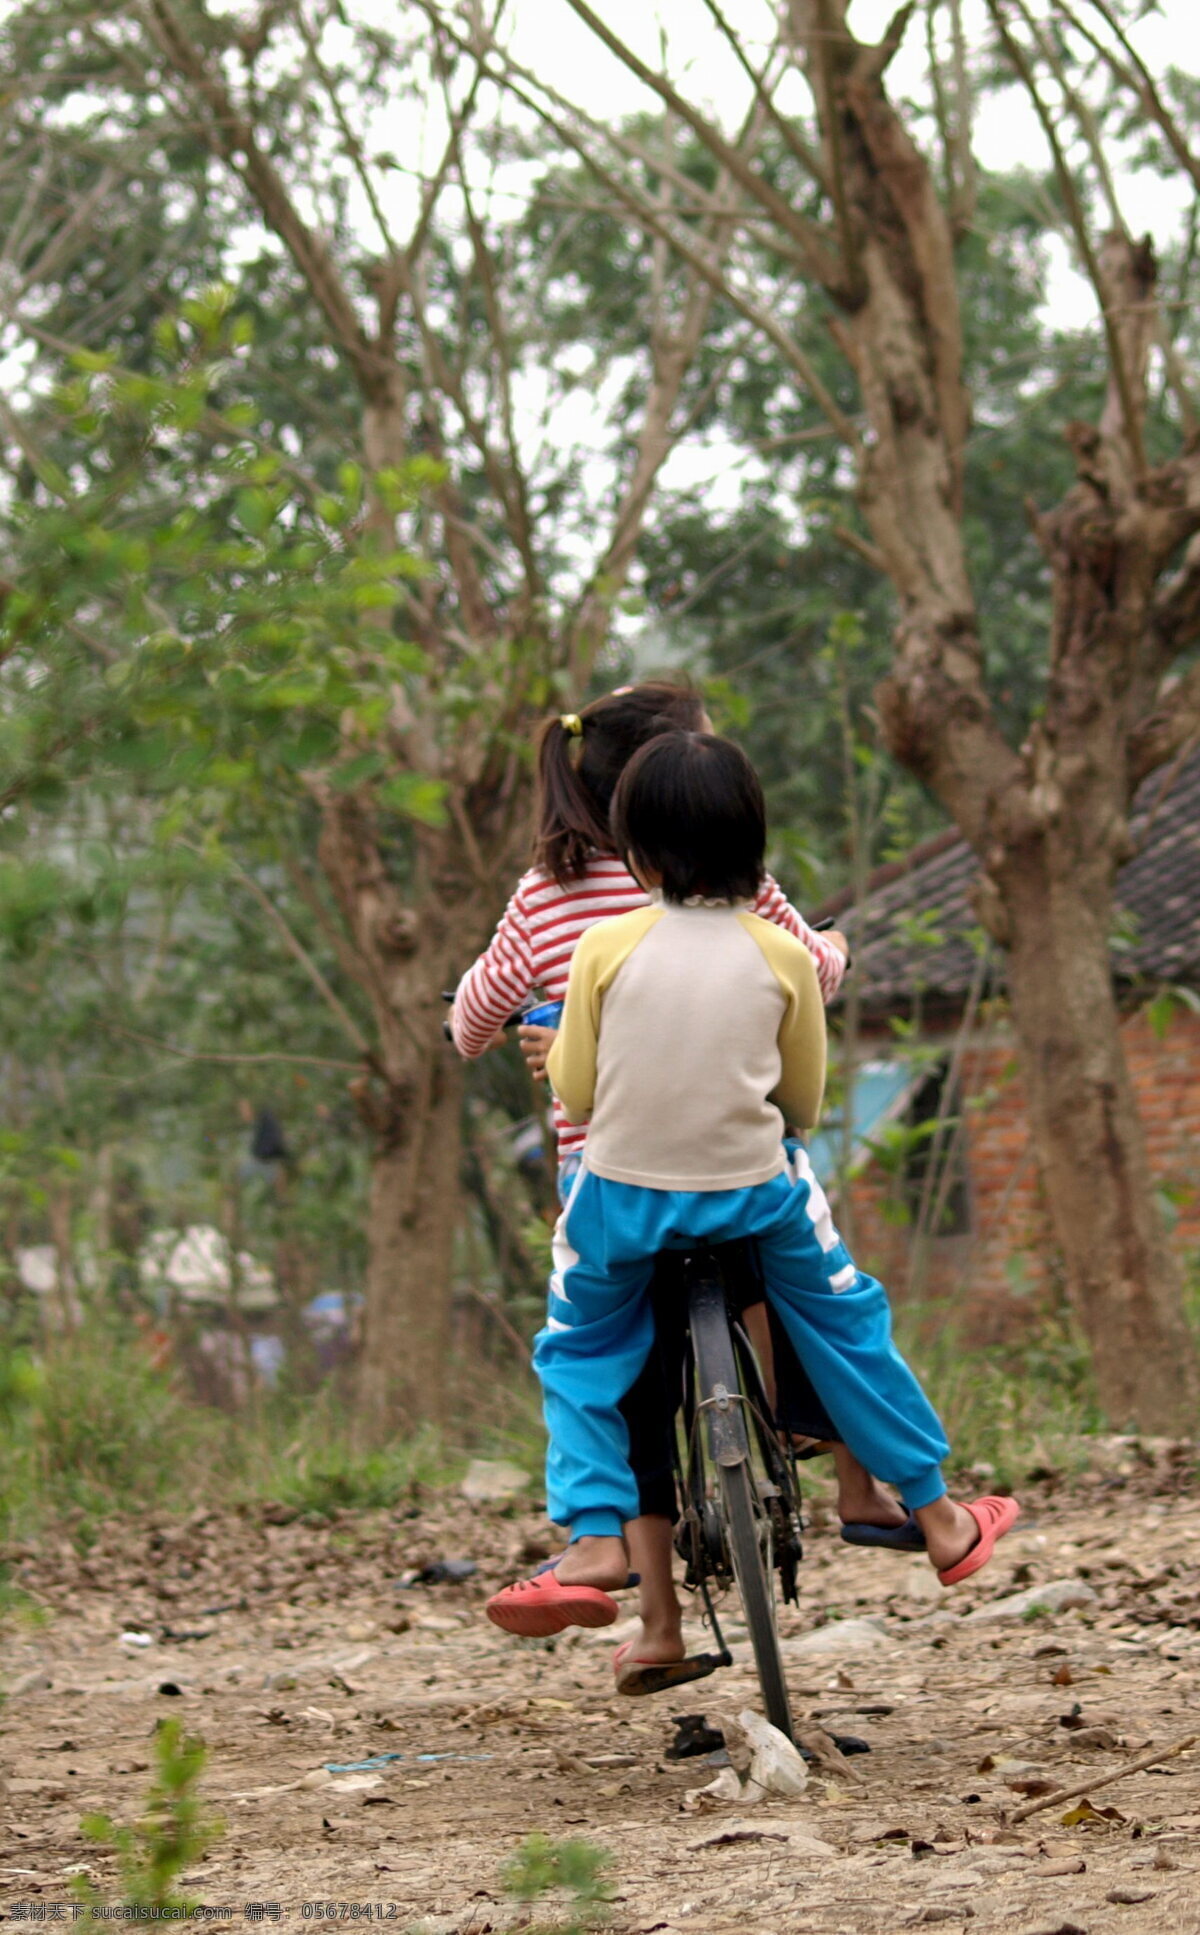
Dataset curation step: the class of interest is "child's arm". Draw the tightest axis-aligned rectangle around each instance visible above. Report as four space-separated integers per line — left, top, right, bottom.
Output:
754 873 848 1004
774 949 827 1130
545 930 602 1123
743 920 827 1129
450 885 535 1058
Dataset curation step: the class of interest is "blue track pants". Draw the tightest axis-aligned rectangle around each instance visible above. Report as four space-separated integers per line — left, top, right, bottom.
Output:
532 1145 950 1539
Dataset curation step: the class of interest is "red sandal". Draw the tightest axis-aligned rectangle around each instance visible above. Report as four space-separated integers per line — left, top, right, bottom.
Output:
937 1495 1021 1586
486 1570 620 1638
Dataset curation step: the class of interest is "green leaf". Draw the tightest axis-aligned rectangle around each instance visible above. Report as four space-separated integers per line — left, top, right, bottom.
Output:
377 773 447 826
352 582 399 610
250 681 326 711
337 461 364 506
105 732 176 775
234 489 277 535
68 348 118 374
329 750 389 791
279 721 340 769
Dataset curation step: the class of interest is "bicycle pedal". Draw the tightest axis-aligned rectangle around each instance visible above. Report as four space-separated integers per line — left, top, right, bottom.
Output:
620 1652 730 1699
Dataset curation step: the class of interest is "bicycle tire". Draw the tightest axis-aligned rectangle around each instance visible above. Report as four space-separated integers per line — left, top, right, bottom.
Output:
721 1458 794 1740
688 1267 794 1741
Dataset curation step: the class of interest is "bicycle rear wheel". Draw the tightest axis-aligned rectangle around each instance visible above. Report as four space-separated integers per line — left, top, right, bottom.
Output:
720 1458 793 1739
688 1268 794 1741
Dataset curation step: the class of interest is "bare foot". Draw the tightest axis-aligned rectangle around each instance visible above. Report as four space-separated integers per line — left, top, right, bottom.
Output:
913 1497 984 1573
832 1446 909 1529
618 1618 686 1666
625 1513 685 1656
554 1534 629 1591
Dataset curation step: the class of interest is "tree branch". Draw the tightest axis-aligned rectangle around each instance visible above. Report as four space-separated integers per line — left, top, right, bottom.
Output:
15 165 121 295
294 4 401 261
461 49 860 453
988 0 1146 481
1149 532 1200 672
441 84 542 606
1127 661 1200 791
947 0 978 231
108 1025 365 1073
1017 0 1123 233
1060 0 1200 197
698 0 831 190
833 520 889 574
219 853 375 1059
813 0 866 301
279 854 378 1004
140 0 385 400
560 0 847 295
402 343 501 645
401 50 487 273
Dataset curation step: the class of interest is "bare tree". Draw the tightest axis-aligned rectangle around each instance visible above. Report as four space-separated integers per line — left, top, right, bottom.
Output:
466 0 1200 1429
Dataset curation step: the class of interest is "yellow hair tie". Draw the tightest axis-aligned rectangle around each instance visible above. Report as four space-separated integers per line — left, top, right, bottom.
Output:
560 712 583 737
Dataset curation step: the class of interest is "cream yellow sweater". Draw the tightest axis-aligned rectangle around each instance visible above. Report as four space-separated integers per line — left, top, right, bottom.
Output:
546 900 826 1192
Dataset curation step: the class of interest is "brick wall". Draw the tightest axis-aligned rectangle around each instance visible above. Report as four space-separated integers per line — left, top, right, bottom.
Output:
837 1005 1200 1345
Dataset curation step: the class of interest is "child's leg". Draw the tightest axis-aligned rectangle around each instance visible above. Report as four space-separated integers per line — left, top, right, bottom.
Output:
532 1168 658 1565
759 1300 909 1531
618 1308 686 1662
830 1443 912 1530
622 1514 683 1660
747 1153 1015 1576
748 1158 951 1511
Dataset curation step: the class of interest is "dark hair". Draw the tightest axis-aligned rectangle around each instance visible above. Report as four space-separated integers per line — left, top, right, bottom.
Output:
611 731 765 904
532 682 705 885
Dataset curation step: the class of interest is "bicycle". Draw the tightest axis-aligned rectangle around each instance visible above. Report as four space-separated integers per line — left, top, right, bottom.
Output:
649 1240 804 1741
443 991 806 1741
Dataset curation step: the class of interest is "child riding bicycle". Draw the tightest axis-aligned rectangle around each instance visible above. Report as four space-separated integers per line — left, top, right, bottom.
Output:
486 730 1018 1638
452 683 913 1686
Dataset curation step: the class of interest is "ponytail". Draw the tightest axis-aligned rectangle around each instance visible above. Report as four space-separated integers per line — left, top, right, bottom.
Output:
532 714 611 885
531 681 706 885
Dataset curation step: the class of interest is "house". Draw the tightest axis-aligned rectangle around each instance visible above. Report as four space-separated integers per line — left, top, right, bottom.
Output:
808 749 1200 1343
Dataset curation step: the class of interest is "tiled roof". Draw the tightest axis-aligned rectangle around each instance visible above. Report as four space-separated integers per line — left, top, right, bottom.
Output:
825 749 1200 1012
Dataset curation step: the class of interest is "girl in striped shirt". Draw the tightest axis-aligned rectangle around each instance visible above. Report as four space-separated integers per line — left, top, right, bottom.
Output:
451 683 914 1689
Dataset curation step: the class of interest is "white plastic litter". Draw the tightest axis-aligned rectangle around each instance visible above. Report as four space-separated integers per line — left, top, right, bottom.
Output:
118 1631 154 1647
693 1765 744 1806
739 1708 810 1799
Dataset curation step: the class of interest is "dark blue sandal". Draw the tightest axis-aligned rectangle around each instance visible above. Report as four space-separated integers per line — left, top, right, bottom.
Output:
840 1514 925 1552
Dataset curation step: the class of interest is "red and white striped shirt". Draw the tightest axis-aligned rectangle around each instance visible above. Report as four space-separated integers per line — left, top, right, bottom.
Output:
452 856 846 1158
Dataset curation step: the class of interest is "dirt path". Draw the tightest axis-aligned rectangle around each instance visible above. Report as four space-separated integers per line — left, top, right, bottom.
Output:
3 1445 1200 1934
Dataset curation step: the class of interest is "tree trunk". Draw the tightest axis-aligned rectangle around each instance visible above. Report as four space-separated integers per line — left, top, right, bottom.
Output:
358 1041 465 1441
784 14 1200 1429
998 844 1199 1431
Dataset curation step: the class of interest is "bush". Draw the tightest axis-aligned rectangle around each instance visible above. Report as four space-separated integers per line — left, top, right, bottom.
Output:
0 1318 454 1542
897 1305 1104 1488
